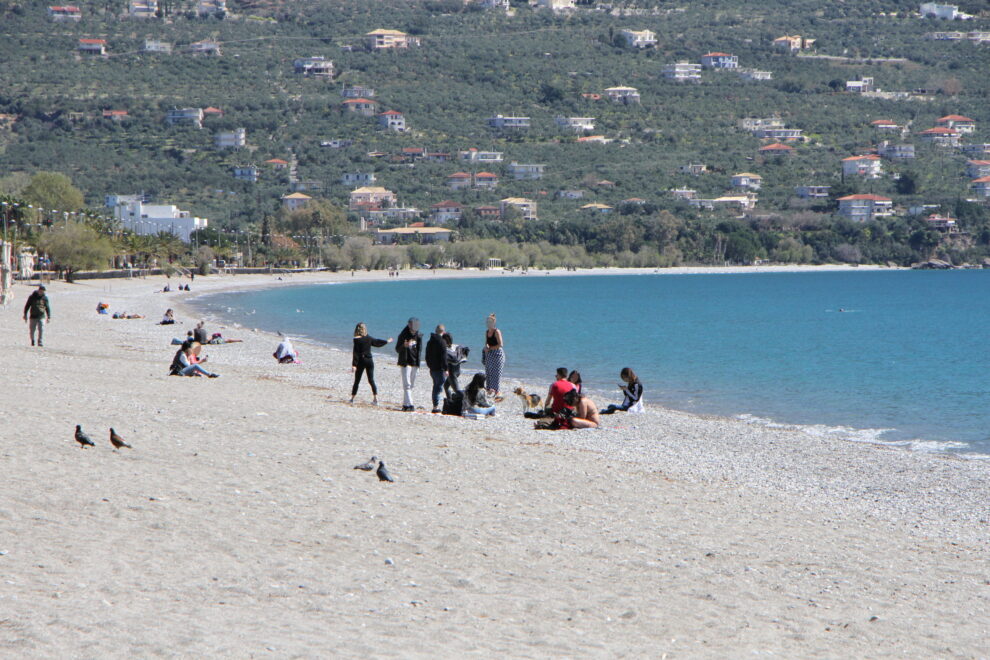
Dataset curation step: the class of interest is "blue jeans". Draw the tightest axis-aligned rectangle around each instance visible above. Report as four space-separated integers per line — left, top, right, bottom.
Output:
468 405 496 417
430 369 447 408
181 363 215 377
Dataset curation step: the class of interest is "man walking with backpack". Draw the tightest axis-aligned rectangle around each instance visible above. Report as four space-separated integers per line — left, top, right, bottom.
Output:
23 284 51 347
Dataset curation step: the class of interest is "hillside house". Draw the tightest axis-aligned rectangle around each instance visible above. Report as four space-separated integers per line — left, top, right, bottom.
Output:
500 198 538 221
48 5 81 21
107 197 207 241
349 186 397 210
294 57 334 78
577 135 611 144
556 190 585 200
188 40 221 56
971 176 990 198
740 117 784 131
731 173 763 190
447 172 472 191
378 110 406 132
871 119 900 131
232 166 258 183
773 35 814 53
365 29 420 50
265 158 289 169
842 155 883 178
924 214 960 233
508 162 546 180
78 39 107 56
622 198 647 206
290 181 322 194
919 126 961 146
795 185 831 199
739 70 773 81
474 172 499 189
321 139 353 149
364 207 421 225
143 40 172 53
128 0 158 19
690 195 757 211
341 85 375 98
679 163 707 176
166 107 203 128
618 29 657 49
837 194 893 221
920 3 970 20
373 227 452 245
936 114 975 133
342 172 376 185
459 149 503 163
846 77 874 93
488 115 530 130
430 201 464 224
753 127 803 140
341 98 378 117
671 188 697 200
474 205 500 219
397 147 425 162
604 86 641 104
965 160 990 178
102 110 128 122
535 0 576 11
215 128 246 149
427 152 454 163
700 52 738 69
198 0 226 15
478 0 511 9
878 143 916 159
581 203 613 214
555 116 595 132
759 143 795 157
960 143 990 156
203 107 223 119
662 62 702 82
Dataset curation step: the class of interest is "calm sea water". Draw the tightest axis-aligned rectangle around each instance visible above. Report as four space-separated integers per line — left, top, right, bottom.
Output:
195 271 990 458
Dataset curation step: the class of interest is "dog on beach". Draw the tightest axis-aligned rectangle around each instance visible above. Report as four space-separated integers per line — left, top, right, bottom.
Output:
513 387 543 412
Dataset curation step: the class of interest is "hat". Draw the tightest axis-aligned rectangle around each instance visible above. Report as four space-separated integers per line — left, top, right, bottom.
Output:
38 285 46 290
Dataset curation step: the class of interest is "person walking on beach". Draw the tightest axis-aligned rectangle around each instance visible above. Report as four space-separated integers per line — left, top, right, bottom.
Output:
23 285 51 347
351 323 392 405
396 318 422 411
482 313 505 398
601 367 645 414
425 324 447 414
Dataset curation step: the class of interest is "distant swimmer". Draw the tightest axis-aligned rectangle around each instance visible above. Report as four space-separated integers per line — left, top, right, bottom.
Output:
839 308 845 312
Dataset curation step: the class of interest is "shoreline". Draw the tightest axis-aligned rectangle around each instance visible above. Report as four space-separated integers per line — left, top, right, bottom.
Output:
0 272 986 656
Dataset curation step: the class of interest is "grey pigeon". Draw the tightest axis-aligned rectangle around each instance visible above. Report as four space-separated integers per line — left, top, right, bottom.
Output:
74 425 95 448
353 456 378 471
376 460 395 483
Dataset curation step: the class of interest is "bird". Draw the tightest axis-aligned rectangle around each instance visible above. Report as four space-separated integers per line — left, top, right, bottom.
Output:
109 428 132 450
376 460 395 483
74 425 95 449
353 456 378 471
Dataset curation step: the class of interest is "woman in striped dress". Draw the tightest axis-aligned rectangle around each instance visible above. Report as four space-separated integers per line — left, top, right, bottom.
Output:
482 313 505 398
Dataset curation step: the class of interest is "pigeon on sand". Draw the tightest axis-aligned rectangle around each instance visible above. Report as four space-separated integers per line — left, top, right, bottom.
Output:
353 456 378 471
74 425 96 448
109 428 132 450
376 460 395 483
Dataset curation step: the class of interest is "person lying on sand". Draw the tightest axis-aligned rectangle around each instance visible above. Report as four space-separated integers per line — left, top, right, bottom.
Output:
171 330 195 345
206 333 242 345
112 312 145 319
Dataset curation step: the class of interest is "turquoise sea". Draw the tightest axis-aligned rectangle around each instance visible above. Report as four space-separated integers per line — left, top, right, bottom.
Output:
195 270 990 458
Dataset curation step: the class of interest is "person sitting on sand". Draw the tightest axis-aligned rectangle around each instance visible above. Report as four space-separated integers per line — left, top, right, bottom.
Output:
96 302 110 315
193 321 208 344
463 373 497 417
159 309 176 325
601 367 644 414
558 389 600 429
568 370 583 394
546 367 576 415
169 341 219 378
206 332 242 345
273 336 299 364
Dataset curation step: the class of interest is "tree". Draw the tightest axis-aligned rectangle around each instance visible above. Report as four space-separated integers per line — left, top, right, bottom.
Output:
895 171 918 195
36 222 115 280
21 172 85 212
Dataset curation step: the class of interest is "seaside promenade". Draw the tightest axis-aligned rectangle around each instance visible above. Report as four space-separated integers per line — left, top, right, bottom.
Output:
0 269 986 657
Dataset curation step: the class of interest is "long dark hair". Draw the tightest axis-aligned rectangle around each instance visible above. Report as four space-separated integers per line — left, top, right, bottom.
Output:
568 370 582 388
466 373 486 404
620 367 639 385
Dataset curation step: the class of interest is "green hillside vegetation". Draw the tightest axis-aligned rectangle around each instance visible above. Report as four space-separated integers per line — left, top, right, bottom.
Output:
1 0 989 268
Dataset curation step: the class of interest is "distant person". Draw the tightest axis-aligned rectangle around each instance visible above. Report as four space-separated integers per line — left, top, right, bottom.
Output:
172 330 195 345
193 321 208 344
482 313 505 398
351 323 391 406
463 373 497 417
169 341 219 378
96 302 109 315
273 336 299 364
443 332 469 397
545 367 575 414
159 309 176 325
568 370 583 394
601 367 645 414
23 285 51 347
560 389 600 429
395 317 422 411
425 324 447 413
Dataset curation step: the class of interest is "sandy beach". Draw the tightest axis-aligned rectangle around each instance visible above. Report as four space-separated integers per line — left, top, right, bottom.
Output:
0 266 987 658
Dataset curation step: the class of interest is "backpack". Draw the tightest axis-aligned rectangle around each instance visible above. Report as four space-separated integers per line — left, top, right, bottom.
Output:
168 349 185 376
442 391 464 416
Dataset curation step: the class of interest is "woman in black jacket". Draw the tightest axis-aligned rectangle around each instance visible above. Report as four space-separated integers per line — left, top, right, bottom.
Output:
351 322 392 405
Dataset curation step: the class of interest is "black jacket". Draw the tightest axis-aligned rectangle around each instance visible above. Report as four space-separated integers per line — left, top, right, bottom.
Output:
425 332 446 371
23 291 51 319
352 335 388 367
395 326 423 367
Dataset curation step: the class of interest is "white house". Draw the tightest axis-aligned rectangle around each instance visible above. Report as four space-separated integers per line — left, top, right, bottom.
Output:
689 195 757 211
700 52 738 69
731 173 763 190
500 198 538 221
918 127 961 146
430 201 464 224
662 62 702 82
144 40 172 53
198 0 226 15
773 35 814 53
341 172 376 185
841 155 883 178
604 86 641 104
739 69 773 81
971 176 990 198
618 29 657 48
215 128 246 149
365 29 420 50
459 148 503 163
555 116 595 132
920 3 970 20
846 77 874 93
679 163 708 176
188 40 221 56
373 227 452 245
965 160 990 178
378 110 406 132
507 162 546 180
294 57 334 77
232 166 258 183
878 142 916 159
556 190 585 200
871 119 900 131
48 5 82 21
281 193 312 211
535 0 576 11
341 85 375 98
936 114 975 133
752 127 803 140
107 197 208 241
446 172 472 191
740 117 784 131
78 39 107 56
488 114 530 130
837 194 893 221
167 107 203 128
128 0 157 18
960 143 990 156
795 185 831 199
349 186 397 210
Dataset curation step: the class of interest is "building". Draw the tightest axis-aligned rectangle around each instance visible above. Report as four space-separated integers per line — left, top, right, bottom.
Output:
837 194 893 221
341 98 379 117
555 116 595 132
617 29 657 49
936 114 975 133
188 40 221 56
107 196 208 241
507 162 546 180
535 0 576 10
965 160 990 178
446 172 473 191
294 57 334 78
500 198 537 221
700 52 738 69
128 0 158 18
556 190 585 200
459 148 503 163
377 110 406 132
281 193 312 212
474 205 500 219
662 62 702 82
739 70 773 81
740 117 784 131
265 158 289 169
289 180 322 194
78 39 107 56
924 214 959 233
203 107 223 119
478 0 510 9
773 35 814 53
918 126 961 146
341 85 375 98
971 176 990 198
842 155 883 178
671 188 697 200
341 172 376 185
430 201 464 224
48 5 81 21
731 173 763 190
321 139 354 149
604 86 640 104
919 3 970 20
581 203 613 214
488 114 530 130
871 119 900 131
349 186 397 210
365 29 420 50
759 143 795 157
878 142 916 160
960 143 990 156
215 128 246 149
846 77 874 93
474 172 499 189
143 40 172 54
752 127 803 140
577 135 611 144
689 195 757 211
198 0 226 16
166 107 203 128
232 166 258 183
679 163 708 176
102 110 128 122
795 185 831 199
373 227 452 245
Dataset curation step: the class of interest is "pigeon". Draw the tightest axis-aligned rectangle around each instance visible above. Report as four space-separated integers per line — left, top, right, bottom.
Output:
109 428 132 450
376 460 395 483
74 425 95 448
353 456 378 471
